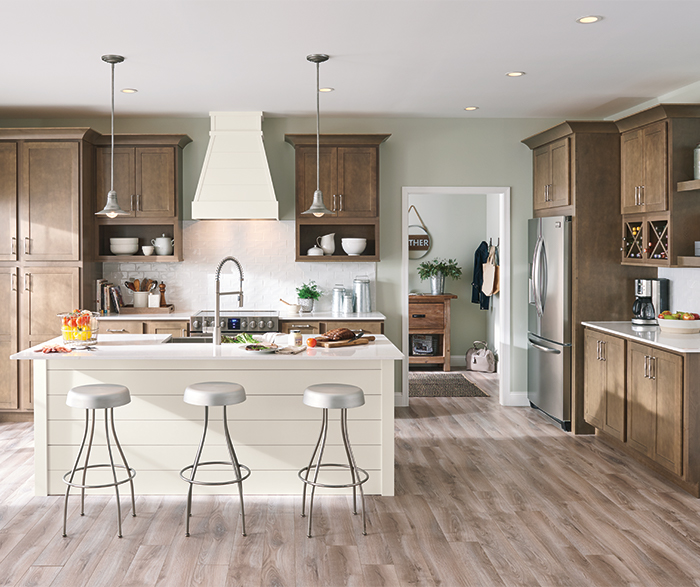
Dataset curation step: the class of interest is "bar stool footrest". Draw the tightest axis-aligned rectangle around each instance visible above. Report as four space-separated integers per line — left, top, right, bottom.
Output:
180 461 251 487
298 463 369 489
63 464 136 490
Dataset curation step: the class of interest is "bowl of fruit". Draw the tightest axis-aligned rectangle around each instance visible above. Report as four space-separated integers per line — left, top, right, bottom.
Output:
58 310 99 345
657 311 700 334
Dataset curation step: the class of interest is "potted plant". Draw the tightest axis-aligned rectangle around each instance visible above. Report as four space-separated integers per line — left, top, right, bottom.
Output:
417 258 462 294
296 280 322 312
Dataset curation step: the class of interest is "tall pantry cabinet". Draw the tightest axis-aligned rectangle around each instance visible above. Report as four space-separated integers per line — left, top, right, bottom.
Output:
0 129 100 419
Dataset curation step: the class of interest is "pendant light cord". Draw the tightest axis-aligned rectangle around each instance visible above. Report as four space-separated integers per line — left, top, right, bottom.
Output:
315 60 320 192
110 60 115 194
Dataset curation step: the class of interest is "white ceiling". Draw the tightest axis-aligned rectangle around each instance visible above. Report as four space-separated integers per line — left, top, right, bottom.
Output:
3 0 700 120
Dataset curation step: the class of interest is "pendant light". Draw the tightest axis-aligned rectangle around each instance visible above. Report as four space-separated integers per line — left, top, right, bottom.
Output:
96 54 129 218
302 53 333 217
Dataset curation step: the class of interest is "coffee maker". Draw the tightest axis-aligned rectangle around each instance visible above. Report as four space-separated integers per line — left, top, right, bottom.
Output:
632 278 669 325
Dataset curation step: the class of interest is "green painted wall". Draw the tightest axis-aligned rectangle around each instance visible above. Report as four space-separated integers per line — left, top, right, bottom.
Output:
0 114 560 395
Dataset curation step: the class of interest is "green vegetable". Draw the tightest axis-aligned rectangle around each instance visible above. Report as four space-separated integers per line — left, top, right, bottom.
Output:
233 333 258 344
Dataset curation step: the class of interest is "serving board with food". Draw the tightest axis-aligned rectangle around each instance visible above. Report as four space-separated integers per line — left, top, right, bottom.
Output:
310 328 376 348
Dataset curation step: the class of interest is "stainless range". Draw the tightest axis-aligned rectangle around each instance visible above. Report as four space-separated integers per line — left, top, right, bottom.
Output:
189 310 279 336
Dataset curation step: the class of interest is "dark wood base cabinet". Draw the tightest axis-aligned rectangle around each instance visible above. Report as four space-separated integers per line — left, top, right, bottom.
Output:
584 326 700 497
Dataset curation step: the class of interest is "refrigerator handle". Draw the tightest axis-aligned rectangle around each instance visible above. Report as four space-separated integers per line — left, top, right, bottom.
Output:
528 340 561 354
532 236 544 317
539 238 548 313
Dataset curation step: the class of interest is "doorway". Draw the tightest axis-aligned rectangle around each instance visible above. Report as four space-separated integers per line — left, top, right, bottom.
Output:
400 186 512 407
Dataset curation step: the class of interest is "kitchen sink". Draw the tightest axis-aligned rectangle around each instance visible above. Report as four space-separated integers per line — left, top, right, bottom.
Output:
168 337 212 344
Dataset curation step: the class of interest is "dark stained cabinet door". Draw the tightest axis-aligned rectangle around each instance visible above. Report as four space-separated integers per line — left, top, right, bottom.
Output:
621 129 644 214
20 142 80 261
96 147 136 216
532 138 570 212
295 147 337 217
96 146 177 218
0 143 18 261
627 342 656 459
584 330 605 430
532 145 550 211
336 147 377 217
0 268 18 410
642 121 668 213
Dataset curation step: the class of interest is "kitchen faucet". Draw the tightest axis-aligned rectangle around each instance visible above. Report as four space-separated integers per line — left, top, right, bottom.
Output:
214 256 244 345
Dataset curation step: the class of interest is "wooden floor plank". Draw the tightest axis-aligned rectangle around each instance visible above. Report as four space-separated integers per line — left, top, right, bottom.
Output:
4 394 700 585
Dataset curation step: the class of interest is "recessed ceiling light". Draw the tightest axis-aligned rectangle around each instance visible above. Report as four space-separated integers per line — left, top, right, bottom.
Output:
121 88 138 94
319 87 334 92
506 71 525 77
464 106 479 111
577 15 603 24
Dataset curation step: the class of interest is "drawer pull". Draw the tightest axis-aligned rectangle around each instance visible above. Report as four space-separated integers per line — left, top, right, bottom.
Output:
107 328 128 333
412 314 426 318
290 324 312 328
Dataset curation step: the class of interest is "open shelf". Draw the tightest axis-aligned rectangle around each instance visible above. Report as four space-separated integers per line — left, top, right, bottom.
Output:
677 179 700 192
95 221 182 262
296 221 379 262
677 256 700 267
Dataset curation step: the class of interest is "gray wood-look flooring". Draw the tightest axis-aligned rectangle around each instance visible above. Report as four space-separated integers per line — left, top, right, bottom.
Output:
3 376 700 586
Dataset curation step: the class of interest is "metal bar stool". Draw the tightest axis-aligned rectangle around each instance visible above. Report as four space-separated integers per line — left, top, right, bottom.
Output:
62 383 136 538
299 383 369 537
180 381 250 537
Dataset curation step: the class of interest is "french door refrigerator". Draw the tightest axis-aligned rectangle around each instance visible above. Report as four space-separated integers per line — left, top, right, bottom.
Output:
528 216 572 431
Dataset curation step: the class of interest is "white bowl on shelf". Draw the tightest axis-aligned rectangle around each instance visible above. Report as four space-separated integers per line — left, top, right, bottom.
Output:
110 237 139 255
341 238 367 256
658 319 700 335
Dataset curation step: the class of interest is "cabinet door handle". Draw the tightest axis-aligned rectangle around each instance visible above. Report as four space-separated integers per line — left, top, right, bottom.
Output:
644 355 649 378
107 328 128 333
412 314 426 318
650 356 656 380
596 340 601 360
24 237 30 254
10 272 17 292
24 273 30 292
11 237 16 255
332 194 337 212
136 194 141 212
338 194 343 211
640 185 645 205
130 194 135 212
601 341 606 361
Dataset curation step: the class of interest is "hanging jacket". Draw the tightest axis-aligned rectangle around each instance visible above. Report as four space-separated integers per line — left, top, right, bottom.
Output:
471 240 490 310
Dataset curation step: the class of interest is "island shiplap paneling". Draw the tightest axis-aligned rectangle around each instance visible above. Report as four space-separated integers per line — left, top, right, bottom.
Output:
41 361 390 496
46 394 382 421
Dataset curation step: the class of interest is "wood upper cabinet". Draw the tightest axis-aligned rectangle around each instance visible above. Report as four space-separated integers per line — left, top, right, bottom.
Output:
627 341 683 475
96 146 176 218
0 268 19 410
294 144 378 218
0 143 18 261
20 142 80 261
532 137 570 211
620 121 668 214
583 329 625 441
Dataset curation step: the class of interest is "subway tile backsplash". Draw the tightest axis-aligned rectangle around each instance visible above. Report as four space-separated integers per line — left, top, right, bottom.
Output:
658 267 700 311
102 220 376 313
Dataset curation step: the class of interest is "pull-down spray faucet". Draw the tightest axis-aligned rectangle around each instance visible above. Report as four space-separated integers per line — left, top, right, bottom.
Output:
214 256 244 345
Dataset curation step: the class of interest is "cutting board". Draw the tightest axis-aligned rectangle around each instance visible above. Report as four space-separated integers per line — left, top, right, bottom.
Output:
315 335 376 348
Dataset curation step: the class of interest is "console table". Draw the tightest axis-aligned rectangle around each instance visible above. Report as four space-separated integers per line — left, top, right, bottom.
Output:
408 294 457 371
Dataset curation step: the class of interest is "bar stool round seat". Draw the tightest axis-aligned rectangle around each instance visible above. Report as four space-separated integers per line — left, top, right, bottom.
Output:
303 383 365 410
299 383 369 537
180 381 250 537
62 383 136 539
66 383 130 410
183 381 246 407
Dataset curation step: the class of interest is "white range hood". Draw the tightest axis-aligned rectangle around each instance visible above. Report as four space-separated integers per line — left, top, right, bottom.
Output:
192 111 279 220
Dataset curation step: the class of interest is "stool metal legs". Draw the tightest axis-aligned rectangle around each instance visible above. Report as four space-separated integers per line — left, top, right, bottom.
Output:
299 408 369 537
180 406 250 537
63 408 137 538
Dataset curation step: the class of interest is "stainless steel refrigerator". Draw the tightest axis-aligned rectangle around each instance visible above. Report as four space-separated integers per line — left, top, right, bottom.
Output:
528 216 572 431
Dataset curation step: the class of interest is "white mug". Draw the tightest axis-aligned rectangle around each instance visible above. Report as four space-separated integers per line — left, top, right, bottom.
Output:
151 235 174 256
316 233 335 255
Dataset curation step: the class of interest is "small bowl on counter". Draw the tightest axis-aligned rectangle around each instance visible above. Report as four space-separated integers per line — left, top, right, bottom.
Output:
110 237 139 255
341 238 367 256
658 319 700 335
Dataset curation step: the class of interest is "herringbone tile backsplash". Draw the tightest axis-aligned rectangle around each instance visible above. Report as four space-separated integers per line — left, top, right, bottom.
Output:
102 220 377 313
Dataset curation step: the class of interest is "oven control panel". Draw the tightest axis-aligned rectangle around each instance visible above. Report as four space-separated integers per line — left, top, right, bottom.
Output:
190 312 278 334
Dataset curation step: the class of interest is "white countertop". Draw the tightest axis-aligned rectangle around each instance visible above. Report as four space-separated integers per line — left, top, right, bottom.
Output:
582 321 700 353
99 311 386 322
11 333 403 362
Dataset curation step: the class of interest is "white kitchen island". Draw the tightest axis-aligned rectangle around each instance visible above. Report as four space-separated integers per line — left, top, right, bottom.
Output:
12 334 403 497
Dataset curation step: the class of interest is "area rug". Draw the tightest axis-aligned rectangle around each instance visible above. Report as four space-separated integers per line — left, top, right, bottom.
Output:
408 372 489 397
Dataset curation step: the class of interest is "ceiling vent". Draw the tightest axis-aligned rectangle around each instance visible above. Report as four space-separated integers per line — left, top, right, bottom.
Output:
192 111 279 220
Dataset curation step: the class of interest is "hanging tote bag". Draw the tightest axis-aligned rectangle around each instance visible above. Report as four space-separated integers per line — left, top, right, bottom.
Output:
482 246 499 296
465 341 497 373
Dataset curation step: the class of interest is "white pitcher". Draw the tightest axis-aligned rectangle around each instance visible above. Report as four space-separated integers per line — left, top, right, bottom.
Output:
151 234 174 256
316 233 335 255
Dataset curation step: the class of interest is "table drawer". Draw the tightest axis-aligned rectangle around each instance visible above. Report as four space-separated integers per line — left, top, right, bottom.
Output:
409 303 444 329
